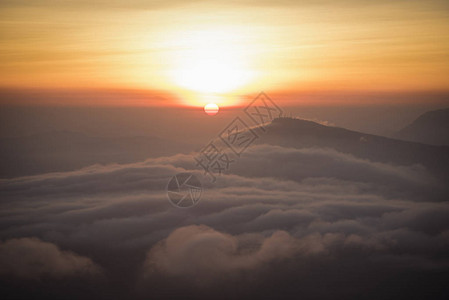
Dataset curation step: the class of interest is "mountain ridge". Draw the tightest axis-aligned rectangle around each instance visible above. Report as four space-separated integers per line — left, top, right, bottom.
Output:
395 108 449 146
255 117 449 181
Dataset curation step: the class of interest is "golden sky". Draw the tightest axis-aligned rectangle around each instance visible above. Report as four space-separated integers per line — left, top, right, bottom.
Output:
1 0 449 105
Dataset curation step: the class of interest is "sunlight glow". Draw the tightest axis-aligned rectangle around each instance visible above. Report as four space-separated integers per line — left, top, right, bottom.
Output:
167 28 256 94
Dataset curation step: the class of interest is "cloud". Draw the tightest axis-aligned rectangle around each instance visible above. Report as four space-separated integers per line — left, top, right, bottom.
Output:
0 0 205 11
144 225 299 279
236 145 435 186
2 1 447 11
0 144 448 298
0 237 101 279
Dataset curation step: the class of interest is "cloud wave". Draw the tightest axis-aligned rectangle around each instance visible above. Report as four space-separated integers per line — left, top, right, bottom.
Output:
1 144 448 299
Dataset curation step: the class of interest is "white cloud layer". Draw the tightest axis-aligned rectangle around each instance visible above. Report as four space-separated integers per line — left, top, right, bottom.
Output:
1 144 448 298
0 237 101 279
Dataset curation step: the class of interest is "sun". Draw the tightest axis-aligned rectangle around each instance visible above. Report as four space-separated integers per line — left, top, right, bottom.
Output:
204 103 219 116
173 59 251 94
166 27 256 95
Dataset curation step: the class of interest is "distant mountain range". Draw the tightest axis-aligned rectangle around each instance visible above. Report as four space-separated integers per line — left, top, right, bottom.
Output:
394 108 449 146
257 117 449 181
2 113 449 180
0 131 195 178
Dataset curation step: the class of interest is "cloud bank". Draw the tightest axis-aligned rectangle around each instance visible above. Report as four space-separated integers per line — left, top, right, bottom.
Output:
0 237 100 279
1 144 448 299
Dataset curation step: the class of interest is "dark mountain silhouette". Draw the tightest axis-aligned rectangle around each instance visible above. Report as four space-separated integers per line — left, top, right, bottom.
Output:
395 108 449 146
256 117 449 181
3 117 449 183
0 131 195 178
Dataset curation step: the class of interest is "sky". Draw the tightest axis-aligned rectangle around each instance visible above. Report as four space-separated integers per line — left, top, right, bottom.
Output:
1 2 449 299
1 0 449 106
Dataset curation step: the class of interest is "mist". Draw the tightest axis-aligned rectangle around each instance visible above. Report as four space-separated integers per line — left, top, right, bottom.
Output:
1 94 449 299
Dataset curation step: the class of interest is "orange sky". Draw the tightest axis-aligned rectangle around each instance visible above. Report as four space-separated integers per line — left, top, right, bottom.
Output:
1 1 449 106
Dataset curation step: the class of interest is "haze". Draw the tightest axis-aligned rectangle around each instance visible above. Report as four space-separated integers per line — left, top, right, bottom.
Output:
1 1 449 300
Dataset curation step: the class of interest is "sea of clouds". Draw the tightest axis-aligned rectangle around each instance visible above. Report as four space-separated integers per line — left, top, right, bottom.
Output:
1 144 448 299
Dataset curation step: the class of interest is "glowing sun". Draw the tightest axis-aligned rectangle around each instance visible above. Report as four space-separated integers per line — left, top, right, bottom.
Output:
167 27 255 94
204 103 219 116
